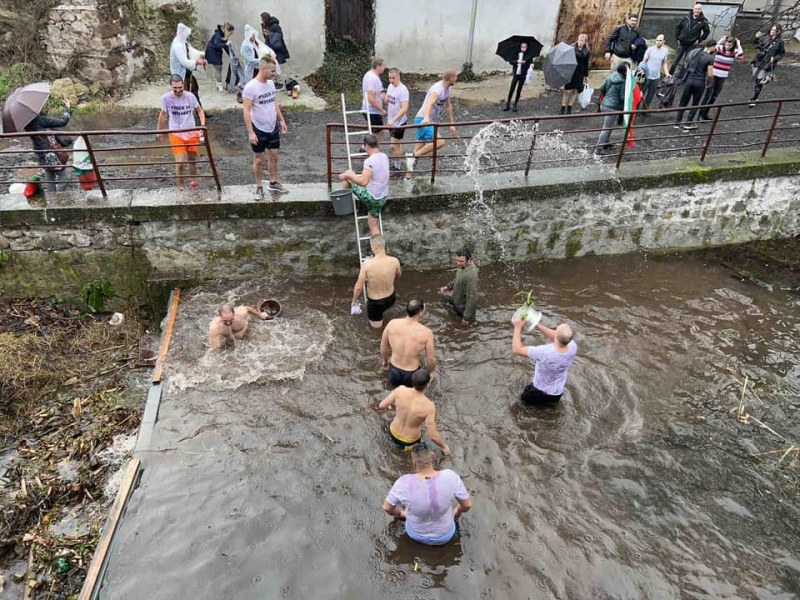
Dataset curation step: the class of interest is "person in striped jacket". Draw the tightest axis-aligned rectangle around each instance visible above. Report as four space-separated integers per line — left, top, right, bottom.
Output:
698 35 744 120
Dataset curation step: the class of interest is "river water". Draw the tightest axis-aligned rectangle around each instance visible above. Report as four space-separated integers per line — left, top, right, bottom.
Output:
101 250 800 600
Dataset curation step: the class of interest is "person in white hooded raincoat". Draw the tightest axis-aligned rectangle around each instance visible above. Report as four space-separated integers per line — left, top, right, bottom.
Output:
170 23 207 105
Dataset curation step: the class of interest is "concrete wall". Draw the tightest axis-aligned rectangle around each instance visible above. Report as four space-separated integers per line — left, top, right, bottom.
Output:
375 0 561 74
150 0 325 77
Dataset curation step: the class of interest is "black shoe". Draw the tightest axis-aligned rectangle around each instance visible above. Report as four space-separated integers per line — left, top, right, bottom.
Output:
275 82 284 90
699 114 712 121
512 103 518 112
559 106 566 115
566 106 572 114
502 103 510 111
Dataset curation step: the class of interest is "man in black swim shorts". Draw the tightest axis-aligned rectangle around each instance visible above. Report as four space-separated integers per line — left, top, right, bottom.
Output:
381 299 436 388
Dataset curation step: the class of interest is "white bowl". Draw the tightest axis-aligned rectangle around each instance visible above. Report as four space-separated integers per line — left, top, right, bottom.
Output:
512 306 542 331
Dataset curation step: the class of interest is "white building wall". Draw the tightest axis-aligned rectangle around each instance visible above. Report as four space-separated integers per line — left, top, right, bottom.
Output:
159 0 326 76
375 0 561 74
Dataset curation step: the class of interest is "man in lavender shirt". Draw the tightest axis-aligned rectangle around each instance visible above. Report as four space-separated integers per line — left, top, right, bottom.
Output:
512 316 577 405
382 442 472 545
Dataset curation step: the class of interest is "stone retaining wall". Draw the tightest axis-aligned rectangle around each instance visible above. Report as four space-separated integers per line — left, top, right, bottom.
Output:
1 158 799 300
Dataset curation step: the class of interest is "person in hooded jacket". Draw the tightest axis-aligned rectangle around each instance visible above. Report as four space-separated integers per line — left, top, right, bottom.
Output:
595 63 627 153
750 24 785 105
170 23 207 105
670 3 710 75
205 22 234 92
261 12 290 65
240 24 262 83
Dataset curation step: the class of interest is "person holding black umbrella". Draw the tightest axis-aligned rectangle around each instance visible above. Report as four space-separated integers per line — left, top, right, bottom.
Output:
560 33 590 115
503 42 533 112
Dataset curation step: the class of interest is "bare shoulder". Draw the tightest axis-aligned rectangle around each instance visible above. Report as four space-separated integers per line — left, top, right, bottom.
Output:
233 306 249 317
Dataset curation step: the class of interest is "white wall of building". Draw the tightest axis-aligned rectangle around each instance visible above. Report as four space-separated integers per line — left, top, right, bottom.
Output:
375 0 561 74
157 0 326 76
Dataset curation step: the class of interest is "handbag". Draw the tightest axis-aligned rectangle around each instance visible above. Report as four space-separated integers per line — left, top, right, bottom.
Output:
578 86 594 108
47 135 69 165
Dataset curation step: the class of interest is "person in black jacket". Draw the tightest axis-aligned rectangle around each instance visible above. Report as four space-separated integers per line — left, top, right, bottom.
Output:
261 13 290 65
561 34 590 114
750 24 785 105
205 23 234 92
23 100 72 193
605 14 640 72
670 3 710 75
503 42 533 112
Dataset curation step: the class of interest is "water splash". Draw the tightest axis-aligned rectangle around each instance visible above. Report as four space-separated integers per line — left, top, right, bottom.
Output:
165 285 334 391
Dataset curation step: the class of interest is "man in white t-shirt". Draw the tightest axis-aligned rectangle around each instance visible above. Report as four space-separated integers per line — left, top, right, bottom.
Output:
242 56 289 200
406 68 458 179
338 133 389 236
362 57 387 137
157 74 206 190
641 34 670 109
385 68 409 171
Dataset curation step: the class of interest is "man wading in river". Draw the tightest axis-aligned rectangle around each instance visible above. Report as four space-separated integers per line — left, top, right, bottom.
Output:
511 316 577 405
440 247 478 326
378 368 450 454
208 303 268 349
381 299 436 388
351 234 402 328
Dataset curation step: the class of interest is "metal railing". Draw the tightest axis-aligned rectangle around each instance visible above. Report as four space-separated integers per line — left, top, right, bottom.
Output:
325 98 800 189
0 126 221 199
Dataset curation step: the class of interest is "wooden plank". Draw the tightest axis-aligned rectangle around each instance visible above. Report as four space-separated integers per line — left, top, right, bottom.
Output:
78 458 141 600
151 288 181 384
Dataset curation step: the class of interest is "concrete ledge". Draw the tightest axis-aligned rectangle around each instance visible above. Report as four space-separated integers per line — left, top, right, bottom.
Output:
3 149 800 227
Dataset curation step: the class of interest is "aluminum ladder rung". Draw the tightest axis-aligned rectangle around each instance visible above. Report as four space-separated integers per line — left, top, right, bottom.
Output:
356 215 369 221
358 235 372 241
345 110 364 115
349 152 368 158
346 130 367 136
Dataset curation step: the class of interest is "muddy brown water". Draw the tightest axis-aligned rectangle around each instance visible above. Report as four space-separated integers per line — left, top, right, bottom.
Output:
100 250 800 599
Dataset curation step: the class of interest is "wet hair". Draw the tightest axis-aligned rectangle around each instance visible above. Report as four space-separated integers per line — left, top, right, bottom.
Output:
411 441 433 466
371 57 385 69
370 234 385 249
411 368 431 391
556 324 574 345
363 133 379 149
455 247 471 261
218 303 234 317
703 39 717 49
169 74 183 84
407 299 425 317
260 56 276 67
616 62 629 76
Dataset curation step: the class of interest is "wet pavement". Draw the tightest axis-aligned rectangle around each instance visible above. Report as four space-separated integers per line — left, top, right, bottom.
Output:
100 249 800 599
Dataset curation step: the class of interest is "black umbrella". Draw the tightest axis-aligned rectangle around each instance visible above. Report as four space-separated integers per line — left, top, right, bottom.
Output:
496 35 543 64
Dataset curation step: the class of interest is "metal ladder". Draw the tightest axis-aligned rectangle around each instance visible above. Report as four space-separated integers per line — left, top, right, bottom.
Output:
341 92 384 300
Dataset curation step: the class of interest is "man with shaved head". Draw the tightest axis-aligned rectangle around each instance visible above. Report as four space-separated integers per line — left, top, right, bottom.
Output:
208 303 269 349
405 68 458 178
511 315 578 405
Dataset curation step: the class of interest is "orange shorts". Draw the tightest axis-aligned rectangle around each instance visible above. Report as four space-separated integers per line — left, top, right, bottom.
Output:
169 133 201 156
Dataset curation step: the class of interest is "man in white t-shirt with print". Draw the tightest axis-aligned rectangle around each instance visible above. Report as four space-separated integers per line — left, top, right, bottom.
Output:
242 56 289 200
157 74 206 190
385 67 409 171
338 133 389 236
406 68 457 179
362 57 387 137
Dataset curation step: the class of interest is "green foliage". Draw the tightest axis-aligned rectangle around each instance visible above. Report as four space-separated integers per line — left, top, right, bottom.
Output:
0 250 9 266
514 290 535 308
80 278 114 313
306 35 372 106
0 63 44 104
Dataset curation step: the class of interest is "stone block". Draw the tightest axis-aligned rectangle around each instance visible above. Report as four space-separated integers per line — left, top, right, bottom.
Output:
68 232 92 247
97 20 121 38
1 229 25 239
10 237 36 251
0 235 10 249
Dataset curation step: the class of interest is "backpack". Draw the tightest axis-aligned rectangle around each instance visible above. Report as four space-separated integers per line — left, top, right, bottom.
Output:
679 48 702 84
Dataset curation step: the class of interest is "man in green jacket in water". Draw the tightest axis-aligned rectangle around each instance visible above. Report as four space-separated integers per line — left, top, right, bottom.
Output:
440 247 478 326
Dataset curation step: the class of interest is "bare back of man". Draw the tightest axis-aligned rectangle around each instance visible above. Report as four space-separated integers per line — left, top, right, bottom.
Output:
379 378 450 454
383 318 434 371
364 254 401 299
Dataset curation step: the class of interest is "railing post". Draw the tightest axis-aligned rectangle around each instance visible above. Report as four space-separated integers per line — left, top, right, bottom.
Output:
81 134 107 200
700 105 722 162
202 127 222 196
524 119 539 177
614 110 632 170
430 124 439 185
326 124 333 191
761 100 782 158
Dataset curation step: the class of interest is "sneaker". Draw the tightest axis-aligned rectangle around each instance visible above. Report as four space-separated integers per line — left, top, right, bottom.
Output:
682 123 698 131
749 102 756 108
673 123 682 129
405 152 416 172
216 83 224 92
254 186 264 201
268 181 289 194
392 160 402 171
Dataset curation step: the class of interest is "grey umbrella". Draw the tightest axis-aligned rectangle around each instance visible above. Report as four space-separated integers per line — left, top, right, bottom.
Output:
2 81 51 133
543 42 577 89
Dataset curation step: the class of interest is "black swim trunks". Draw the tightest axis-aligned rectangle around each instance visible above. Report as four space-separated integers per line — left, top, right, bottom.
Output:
389 423 421 451
520 383 562 405
388 363 418 388
367 292 396 322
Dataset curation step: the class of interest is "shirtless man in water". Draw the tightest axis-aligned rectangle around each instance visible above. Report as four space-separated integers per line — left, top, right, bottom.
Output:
380 299 436 388
351 234 401 328
208 303 268 349
379 368 450 454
